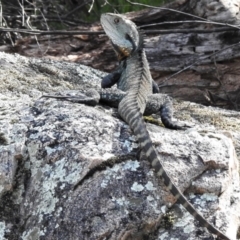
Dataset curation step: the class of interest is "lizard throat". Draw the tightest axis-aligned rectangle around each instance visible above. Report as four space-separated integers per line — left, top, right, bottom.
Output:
117 47 131 61
111 42 131 61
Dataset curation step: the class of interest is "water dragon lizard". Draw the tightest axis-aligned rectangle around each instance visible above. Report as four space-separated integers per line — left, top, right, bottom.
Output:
99 13 230 240
43 13 231 240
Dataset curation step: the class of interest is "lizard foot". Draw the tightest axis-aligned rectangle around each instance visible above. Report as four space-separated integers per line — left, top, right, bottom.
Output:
162 120 193 130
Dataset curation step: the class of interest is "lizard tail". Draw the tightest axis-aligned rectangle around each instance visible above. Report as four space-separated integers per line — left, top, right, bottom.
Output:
118 100 230 240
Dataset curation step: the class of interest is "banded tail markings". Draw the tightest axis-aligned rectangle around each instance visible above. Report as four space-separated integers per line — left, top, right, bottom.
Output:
118 101 230 240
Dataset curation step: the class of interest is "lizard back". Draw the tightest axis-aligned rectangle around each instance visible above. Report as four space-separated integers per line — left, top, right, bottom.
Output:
118 49 152 114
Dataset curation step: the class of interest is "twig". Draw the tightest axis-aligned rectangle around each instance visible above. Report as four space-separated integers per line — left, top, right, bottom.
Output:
1 26 239 36
37 6 51 56
0 28 104 35
144 27 240 34
88 0 95 13
126 0 240 30
18 0 25 27
1 17 14 46
3 15 88 24
141 20 240 29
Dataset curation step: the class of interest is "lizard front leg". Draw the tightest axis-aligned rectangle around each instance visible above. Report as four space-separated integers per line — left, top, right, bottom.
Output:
99 88 126 107
42 88 126 109
152 80 160 94
42 89 100 106
101 67 122 88
144 94 190 130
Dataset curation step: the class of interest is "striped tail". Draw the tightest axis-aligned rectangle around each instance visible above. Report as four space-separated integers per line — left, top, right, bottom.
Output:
118 100 230 240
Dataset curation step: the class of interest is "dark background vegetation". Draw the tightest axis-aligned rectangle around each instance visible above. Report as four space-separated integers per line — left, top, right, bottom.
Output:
0 0 171 45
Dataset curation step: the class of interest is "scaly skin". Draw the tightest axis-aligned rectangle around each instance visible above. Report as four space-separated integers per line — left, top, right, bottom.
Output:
100 13 230 240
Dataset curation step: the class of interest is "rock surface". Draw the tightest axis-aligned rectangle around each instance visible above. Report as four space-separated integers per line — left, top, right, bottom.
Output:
0 52 239 240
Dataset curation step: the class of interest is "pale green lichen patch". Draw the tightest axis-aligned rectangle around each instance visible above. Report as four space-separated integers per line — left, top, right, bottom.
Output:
26 142 86 225
112 196 130 214
114 196 129 206
22 227 43 240
147 169 155 177
100 180 108 188
147 196 161 214
131 182 144 192
201 193 218 201
0 222 6 240
189 193 218 209
158 231 170 240
45 146 58 155
123 160 140 171
174 211 195 233
160 205 168 214
56 207 63 217
111 164 122 173
147 196 154 202
145 181 157 191
100 164 122 188
122 139 133 152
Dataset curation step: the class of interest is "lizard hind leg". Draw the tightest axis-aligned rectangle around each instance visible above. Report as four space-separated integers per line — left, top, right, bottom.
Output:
160 98 190 130
145 94 191 130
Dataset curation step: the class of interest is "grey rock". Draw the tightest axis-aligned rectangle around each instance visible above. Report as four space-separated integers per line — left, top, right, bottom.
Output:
0 52 239 240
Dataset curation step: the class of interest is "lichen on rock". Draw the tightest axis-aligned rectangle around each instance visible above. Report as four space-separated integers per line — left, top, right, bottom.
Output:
0 52 239 240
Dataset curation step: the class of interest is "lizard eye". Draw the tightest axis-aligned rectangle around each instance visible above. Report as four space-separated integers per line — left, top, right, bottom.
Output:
114 18 120 24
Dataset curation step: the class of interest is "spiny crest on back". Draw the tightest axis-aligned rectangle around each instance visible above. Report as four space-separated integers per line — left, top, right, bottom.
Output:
137 29 146 51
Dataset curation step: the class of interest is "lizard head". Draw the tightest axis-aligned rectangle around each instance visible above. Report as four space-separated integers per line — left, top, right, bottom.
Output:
101 13 140 60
